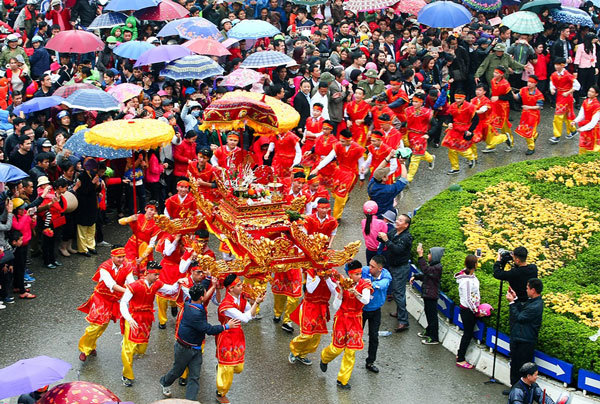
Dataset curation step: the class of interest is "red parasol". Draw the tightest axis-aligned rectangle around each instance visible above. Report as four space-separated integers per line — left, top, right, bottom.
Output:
53 83 98 98
45 30 105 54
201 97 279 134
182 38 231 57
133 0 190 21
38 381 120 404
394 0 427 15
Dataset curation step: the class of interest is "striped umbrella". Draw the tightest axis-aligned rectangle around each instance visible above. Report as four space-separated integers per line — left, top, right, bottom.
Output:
343 0 398 12
239 50 293 69
175 17 222 40
160 55 224 80
463 0 502 13
87 12 128 29
53 83 98 98
113 40 155 60
520 0 561 13
502 11 544 34
63 89 120 112
133 0 189 21
551 6 593 26
227 20 280 39
394 0 427 15
133 44 192 67
221 68 263 87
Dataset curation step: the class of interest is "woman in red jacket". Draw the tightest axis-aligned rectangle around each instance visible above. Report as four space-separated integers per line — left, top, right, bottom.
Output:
40 178 68 269
11 198 36 299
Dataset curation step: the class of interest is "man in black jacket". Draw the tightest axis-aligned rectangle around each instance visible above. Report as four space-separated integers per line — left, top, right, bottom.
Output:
509 362 556 404
506 278 544 387
493 246 538 302
378 213 413 332
160 284 240 400
70 0 98 28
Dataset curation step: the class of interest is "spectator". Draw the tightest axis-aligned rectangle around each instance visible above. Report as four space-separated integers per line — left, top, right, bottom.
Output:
0 200 14 306
454 255 481 369
9 135 34 174
358 69 386 100
367 155 408 217
475 43 524 86
493 246 538 302
0 34 29 70
75 159 100 256
361 201 387 263
508 362 556 404
70 0 98 27
10 198 36 299
29 36 50 80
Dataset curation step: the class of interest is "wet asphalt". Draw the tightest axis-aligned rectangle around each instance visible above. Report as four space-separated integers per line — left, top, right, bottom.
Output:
0 108 579 404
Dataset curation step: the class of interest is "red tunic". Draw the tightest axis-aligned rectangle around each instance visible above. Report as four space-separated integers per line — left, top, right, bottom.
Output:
303 116 324 153
126 279 165 343
310 134 338 189
383 127 403 150
332 278 372 350
367 143 393 176
386 88 409 121
405 106 433 155
78 260 133 325
156 235 188 300
271 131 300 178
515 87 544 139
471 95 493 143
579 97 600 151
216 293 247 365
295 268 332 335
301 185 329 208
442 101 476 152
124 214 161 262
550 70 576 120
490 77 512 130
304 213 338 237
331 142 365 198
188 161 218 201
213 145 241 170
272 268 303 297
371 105 396 130
164 193 197 219
345 100 371 145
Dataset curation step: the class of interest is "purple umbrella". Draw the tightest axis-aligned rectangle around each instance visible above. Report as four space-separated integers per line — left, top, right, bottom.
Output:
0 356 71 400
133 44 193 67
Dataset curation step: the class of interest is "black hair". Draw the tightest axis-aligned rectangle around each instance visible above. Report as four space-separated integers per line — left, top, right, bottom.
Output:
53 177 68 189
347 259 362 271
519 362 539 378
224 274 238 288
189 283 206 302
371 254 386 267
513 246 528 261
8 229 23 243
527 278 543 294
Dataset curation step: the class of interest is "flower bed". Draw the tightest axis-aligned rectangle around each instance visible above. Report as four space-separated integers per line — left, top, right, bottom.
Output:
410 153 600 377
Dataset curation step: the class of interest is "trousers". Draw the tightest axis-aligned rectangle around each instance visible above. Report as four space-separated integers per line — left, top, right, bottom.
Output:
423 298 439 342
448 148 475 171
161 341 203 400
273 294 300 324
552 113 576 138
407 152 434 182
320 343 357 385
332 194 349 220
216 363 244 396
362 308 381 364
389 263 411 326
510 340 536 385
121 321 148 380
457 307 476 362
77 224 96 253
156 295 177 326
78 322 109 355
289 333 322 358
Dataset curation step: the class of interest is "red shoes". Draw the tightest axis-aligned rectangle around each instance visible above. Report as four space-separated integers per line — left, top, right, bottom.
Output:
19 292 36 299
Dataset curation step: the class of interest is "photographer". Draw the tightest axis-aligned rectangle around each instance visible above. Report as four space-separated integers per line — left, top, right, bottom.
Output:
367 150 408 218
493 246 538 302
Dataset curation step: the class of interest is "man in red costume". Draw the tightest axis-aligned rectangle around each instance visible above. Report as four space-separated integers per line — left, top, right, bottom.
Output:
120 261 182 386
265 130 302 179
574 85 600 154
345 87 371 147
549 57 579 144
118 201 161 271
312 129 365 220
319 260 372 389
302 174 329 215
474 83 507 154
173 132 197 183
514 76 545 155
370 94 396 130
288 267 338 366
405 92 435 182
302 103 325 153
211 132 242 171
443 91 478 175
303 198 338 248
361 130 396 181
216 274 263 404
284 172 307 212
77 246 134 362
386 79 409 124
188 148 218 201
490 66 514 151
380 113 404 150
302 121 338 190
164 180 197 219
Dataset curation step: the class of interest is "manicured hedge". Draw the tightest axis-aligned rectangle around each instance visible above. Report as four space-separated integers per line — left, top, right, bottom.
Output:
410 153 600 377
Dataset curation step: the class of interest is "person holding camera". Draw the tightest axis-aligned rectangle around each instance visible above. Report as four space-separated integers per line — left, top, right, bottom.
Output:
506 278 545 388
493 246 538 302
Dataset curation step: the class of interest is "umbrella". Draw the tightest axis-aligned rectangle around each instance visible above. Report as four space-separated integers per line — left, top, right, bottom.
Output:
63 89 120 112
201 96 279 134
342 0 398 12
13 96 64 115
87 12 128 29
227 20 280 39
0 163 28 183
559 0 582 6
134 44 192 67
221 68 262 87
0 356 71 399
38 381 119 404
502 10 545 33
394 0 427 16
288 0 326 4
221 38 240 48
463 0 502 13
183 37 231 56
520 0 561 13
86 119 175 150
157 18 186 37
113 40 155 60
239 50 294 68
133 0 189 21
160 55 224 80
417 1 472 28
53 83 98 98
45 30 105 54
107 83 143 103
175 17 222 40
551 6 593 26
105 0 160 11
65 129 133 159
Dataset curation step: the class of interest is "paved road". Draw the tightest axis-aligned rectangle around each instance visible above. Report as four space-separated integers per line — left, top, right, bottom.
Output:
0 109 579 404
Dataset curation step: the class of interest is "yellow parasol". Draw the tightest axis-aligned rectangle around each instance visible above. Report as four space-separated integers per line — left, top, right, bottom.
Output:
219 90 300 134
85 119 175 150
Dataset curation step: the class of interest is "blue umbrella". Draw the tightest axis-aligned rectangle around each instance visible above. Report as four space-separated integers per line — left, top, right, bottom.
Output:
133 44 192 67
105 0 160 12
87 12 128 29
63 89 120 112
65 129 132 159
417 1 472 28
113 40 155 60
13 96 64 115
551 6 594 27
0 163 28 183
227 19 280 40
0 356 71 399
239 50 294 68
160 55 224 80
156 18 185 37
174 17 222 40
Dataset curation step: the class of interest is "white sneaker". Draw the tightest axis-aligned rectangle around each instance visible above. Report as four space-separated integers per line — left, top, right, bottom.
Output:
0 303 6 309
160 383 172 397
97 241 112 247
428 155 436 170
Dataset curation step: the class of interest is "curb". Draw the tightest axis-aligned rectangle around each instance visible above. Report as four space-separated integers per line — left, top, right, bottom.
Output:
405 286 600 404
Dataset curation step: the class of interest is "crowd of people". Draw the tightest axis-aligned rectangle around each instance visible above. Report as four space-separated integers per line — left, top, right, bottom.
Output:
0 0 587 402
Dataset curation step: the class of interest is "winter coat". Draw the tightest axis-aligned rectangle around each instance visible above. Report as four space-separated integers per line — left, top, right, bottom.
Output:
414 247 444 300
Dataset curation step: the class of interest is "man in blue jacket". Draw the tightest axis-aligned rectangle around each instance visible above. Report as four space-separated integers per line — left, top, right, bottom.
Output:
159 284 240 400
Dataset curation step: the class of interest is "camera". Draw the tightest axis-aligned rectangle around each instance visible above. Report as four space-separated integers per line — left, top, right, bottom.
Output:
396 147 412 160
498 248 513 262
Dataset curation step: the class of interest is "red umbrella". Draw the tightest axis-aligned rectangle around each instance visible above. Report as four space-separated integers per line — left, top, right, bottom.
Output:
45 30 105 54
394 0 427 15
38 381 120 404
182 38 231 56
134 0 189 21
53 83 98 98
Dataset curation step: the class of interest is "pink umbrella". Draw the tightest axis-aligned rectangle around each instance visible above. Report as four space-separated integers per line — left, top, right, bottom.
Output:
53 83 98 98
107 83 143 103
134 0 189 21
183 38 231 56
45 30 105 54
221 68 263 88
221 38 241 48
560 0 582 7
395 0 427 15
